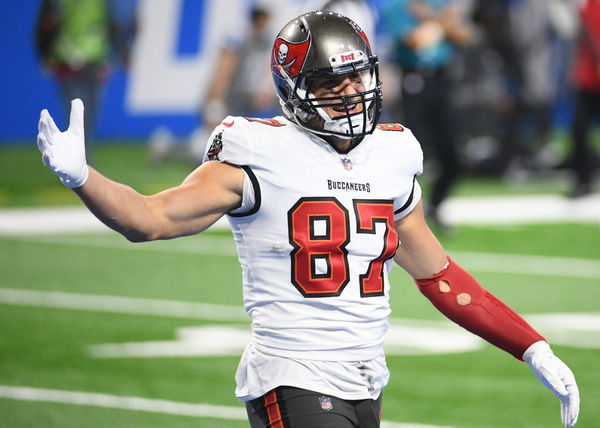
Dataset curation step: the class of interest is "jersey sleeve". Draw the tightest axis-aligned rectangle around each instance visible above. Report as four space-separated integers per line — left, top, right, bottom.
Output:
203 116 252 167
393 127 424 221
203 116 258 216
394 177 422 221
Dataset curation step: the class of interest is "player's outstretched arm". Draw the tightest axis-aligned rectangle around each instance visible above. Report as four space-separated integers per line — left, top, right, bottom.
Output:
37 99 244 242
393 200 579 427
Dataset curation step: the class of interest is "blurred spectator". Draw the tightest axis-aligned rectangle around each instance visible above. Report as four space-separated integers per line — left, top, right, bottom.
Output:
569 0 600 197
450 0 577 178
35 0 138 164
201 6 276 133
378 0 474 231
149 4 278 165
494 0 577 178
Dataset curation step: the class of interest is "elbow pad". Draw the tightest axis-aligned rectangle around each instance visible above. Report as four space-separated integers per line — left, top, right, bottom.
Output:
414 258 545 360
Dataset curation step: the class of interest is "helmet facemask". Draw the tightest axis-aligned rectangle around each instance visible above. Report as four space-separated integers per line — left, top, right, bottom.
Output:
304 66 381 139
281 57 381 140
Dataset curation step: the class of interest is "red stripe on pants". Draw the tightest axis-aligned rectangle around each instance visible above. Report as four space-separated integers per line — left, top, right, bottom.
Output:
264 390 284 428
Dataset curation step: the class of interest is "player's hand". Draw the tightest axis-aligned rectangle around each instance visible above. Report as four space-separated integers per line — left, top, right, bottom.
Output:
523 341 579 427
37 98 89 188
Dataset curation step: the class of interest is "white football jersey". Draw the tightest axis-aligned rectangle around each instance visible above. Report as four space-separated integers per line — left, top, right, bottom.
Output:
204 115 423 398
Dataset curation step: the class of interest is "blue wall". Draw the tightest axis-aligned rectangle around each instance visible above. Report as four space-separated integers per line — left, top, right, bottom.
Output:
0 0 201 143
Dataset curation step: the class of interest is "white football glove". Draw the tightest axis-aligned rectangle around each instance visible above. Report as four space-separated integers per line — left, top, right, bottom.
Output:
37 98 89 188
523 341 580 427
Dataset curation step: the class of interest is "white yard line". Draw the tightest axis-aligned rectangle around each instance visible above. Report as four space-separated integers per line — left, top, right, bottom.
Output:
0 385 247 420
0 288 248 322
0 385 454 428
439 193 600 225
8 233 239 257
0 193 598 236
0 207 228 236
1 198 598 278
4 232 599 279
449 250 600 279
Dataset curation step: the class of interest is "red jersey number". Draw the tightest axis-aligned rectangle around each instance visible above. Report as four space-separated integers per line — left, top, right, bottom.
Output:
288 198 350 297
288 198 398 298
354 200 399 296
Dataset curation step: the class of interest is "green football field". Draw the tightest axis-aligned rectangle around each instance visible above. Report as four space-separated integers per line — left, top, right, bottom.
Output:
0 145 599 427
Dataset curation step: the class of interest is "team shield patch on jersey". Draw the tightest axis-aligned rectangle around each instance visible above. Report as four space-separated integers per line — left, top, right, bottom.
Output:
204 131 223 162
319 396 333 411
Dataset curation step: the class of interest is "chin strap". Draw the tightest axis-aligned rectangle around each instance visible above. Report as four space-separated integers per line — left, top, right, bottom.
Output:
414 258 545 360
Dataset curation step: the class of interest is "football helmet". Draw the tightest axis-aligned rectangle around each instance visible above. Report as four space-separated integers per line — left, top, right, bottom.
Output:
271 11 382 139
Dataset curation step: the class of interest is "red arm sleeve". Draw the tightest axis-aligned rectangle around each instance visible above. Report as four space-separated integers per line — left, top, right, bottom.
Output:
414 258 545 360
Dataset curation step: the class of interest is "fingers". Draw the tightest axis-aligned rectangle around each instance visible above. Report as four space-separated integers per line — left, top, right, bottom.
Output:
560 369 579 428
36 131 47 152
535 355 568 398
547 371 569 398
561 397 579 428
563 390 580 428
45 109 60 134
38 110 47 133
36 109 59 168
38 110 52 136
38 109 60 134
37 133 53 168
68 98 85 137
559 361 580 428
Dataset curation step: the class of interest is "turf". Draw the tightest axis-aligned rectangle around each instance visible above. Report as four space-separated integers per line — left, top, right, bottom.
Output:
1 143 598 427
1 224 599 427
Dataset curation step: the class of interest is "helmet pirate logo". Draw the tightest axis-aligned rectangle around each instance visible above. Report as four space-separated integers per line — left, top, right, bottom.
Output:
271 37 311 79
277 43 288 64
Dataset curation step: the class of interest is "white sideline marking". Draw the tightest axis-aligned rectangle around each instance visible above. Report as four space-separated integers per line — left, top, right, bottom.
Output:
0 386 454 428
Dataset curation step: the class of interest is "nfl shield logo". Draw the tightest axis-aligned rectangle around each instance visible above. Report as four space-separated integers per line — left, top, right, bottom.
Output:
319 396 333 411
341 158 353 170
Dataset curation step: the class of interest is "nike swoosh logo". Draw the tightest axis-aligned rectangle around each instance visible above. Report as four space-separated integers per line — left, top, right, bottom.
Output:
222 120 234 128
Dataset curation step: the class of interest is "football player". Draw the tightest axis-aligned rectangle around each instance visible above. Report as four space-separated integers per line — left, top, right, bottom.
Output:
36 11 579 428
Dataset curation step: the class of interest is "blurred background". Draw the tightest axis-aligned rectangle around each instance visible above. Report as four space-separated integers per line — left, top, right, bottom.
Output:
0 1 599 427
0 0 598 218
